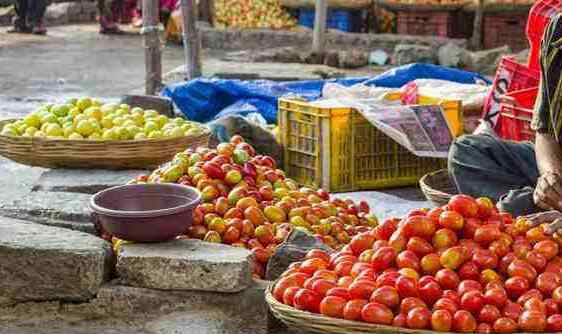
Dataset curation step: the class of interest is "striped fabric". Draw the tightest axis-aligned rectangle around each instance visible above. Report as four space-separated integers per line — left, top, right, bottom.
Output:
532 12 562 141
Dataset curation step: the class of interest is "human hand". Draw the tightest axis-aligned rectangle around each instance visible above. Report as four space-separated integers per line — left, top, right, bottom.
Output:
524 210 562 235
533 171 562 211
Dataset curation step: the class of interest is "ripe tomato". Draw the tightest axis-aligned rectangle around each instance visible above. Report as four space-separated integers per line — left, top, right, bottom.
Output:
477 323 492 333
400 297 427 314
439 211 465 230
376 271 400 288
458 280 483 296
370 286 400 309
348 280 377 300
282 286 300 306
334 261 354 277
458 261 480 281
460 290 484 314
273 277 299 301
349 233 375 256
407 237 434 257
517 289 543 305
402 216 436 239
442 290 461 304
547 314 562 332
536 272 561 295
479 304 501 324
343 299 368 321
448 195 479 218
502 301 523 321
518 310 546 332
472 249 498 270
534 240 559 260
371 246 396 272
476 197 494 219
395 275 418 298
319 296 346 318
504 276 530 299
406 306 431 329
293 288 322 313
435 269 460 290
326 287 351 301
396 250 421 271
484 287 508 308
419 281 443 306
393 313 408 327
526 251 547 271
311 279 337 296
434 298 459 315
305 249 331 264
361 302 394 325
433 228 458 250
553 286 562 306
453 310 477 332
299 258 328 275
474 225 501 245
431 309 453 332
493 317 518 333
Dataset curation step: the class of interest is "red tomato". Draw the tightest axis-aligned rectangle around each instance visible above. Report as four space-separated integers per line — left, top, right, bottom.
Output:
453 310 477 332
419 281 443 306
433 298 459 315
393 313 407 327
319 296 346 318
406 306 431 329
371 246 396 272
348 280 377 300
343 299 368 321
536 272 561 295
400 297 427 315
518 310 546 332
370 286 400 309
484 287 508 308
504 276 530 299
435 269 460 290
282 286 300 306
479 304 501 324
448 195 479 218
545 298 559 316
305 249 331 264
361 302 394 325
493 317 518 333
376 271 400 288
458 261 480 281
349 233 375 256
311 279 337 296
396 250 421 271
502 301 523 321
326 287 351 301
395 275 419 298
460 290 485 314
458 280 483 296
293 288 321 313
431 309 453 332
547 314 562 332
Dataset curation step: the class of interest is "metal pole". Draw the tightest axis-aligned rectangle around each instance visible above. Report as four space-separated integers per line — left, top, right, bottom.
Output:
181 0 202 80
142 0 162 95
312 0 327 54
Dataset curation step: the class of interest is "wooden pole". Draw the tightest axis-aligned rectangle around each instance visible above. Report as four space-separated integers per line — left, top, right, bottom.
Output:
312 0 327 54
470 0 484 50
181 0 202 80
143 0 162 95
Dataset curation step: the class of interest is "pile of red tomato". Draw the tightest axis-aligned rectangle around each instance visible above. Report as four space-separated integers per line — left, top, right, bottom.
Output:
142 135 378 278
273 194 562 333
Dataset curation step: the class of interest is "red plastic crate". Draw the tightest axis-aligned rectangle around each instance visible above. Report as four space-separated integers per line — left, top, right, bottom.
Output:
527 0 562 70
497 87 538 142
483 57 540 129
396 10 470 38
483 13 529 51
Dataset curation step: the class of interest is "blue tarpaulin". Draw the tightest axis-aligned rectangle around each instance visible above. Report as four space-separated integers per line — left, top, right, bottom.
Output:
161 63 490 124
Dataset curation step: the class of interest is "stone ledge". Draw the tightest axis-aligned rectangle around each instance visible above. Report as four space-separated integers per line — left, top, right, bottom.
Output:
33 169 147 194
117 239 253 293
0 217 113 306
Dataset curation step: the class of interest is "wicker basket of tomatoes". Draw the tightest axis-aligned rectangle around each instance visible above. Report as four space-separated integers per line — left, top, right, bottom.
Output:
267 194 562 334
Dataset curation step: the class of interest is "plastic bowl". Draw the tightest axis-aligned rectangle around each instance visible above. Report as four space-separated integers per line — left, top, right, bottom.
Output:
90 183 201 242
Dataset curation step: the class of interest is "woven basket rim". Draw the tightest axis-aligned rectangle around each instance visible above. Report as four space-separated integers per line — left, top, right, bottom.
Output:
419 169 456 197
0 118 210 144
266 280 561 334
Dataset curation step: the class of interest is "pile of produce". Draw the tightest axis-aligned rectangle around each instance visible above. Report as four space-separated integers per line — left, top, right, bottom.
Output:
384 0 468 5
140 136 378 277
0 97 205 140
272 194 562 332
214 0 297 29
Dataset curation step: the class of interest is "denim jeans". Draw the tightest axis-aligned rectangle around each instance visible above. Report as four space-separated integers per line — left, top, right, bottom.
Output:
448 134 540 217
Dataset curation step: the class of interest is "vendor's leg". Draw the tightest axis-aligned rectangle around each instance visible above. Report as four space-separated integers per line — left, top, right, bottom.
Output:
8 0 31 33
28 0 47 35
448 134 539 216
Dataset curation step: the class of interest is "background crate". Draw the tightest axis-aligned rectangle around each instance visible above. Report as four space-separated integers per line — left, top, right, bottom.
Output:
298 8 363 32
395 10 471 38
527 0 562 70
278 99 453 192
497 87 538 142
483 12 529 51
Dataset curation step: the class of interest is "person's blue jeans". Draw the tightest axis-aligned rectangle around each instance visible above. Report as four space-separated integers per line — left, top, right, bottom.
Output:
448 134 540 217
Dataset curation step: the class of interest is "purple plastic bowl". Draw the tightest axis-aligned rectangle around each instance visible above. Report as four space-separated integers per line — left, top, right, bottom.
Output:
90 183 201 242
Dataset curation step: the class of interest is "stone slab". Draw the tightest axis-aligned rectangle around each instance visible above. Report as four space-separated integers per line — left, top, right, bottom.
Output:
117 239 252 293
0 217 113 306
34 169 148 194
0 190 94 232
336 187 433 220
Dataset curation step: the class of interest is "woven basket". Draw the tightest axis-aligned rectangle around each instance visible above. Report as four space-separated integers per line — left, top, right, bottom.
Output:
419 169 459 207
267 283 433 334
0 119 210 169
